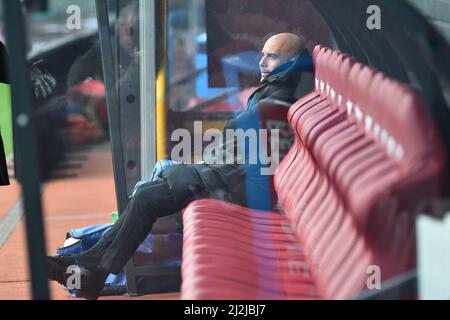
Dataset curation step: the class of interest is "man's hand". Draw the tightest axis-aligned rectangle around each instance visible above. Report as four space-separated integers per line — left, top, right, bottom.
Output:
30 60 56 99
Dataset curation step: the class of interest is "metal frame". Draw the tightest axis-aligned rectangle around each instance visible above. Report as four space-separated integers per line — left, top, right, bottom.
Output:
95 0 180 297
2 0 49 300
140 0 157 180
95 0 128 213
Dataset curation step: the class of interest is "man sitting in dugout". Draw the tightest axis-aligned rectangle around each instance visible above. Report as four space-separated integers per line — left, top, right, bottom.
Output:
47 32 313 299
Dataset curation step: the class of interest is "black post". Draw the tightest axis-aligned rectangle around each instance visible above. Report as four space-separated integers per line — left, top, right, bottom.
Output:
1 0 49 299
95 0 128 214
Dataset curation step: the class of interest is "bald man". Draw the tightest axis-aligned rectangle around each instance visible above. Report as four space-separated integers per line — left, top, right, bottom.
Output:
46 33 312 299
259 33 305 81
247 33 309 110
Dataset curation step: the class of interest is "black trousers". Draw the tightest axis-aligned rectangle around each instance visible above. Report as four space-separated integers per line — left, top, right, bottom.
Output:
78 180 192 274
77 162 254 275
77 162 234 275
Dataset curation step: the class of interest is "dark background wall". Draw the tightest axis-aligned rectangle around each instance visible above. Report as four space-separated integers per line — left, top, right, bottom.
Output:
407 0 450 42
205 0 330 87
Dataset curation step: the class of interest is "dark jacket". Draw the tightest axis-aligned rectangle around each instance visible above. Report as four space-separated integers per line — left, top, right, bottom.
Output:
246 51 313 109
165 53 313 210
0 42 10 186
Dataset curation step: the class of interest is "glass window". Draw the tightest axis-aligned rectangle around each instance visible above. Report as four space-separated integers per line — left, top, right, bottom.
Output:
116 0 141 194
164 0 330 165
26 0 98 55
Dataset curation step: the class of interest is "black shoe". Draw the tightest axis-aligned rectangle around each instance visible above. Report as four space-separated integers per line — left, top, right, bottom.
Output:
46 255 107 300
46 255 78 285
72 265 106 300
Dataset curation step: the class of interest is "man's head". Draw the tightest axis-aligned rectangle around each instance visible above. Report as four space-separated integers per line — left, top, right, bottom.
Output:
259 33 305 82
118 0 139 52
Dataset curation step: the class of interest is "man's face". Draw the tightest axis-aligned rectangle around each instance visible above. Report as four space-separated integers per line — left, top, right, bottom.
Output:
259 45 290 81
119 22 138 52
258 34 299 82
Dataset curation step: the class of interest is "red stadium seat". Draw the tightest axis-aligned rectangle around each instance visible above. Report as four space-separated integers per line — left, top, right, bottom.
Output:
180 46 446 300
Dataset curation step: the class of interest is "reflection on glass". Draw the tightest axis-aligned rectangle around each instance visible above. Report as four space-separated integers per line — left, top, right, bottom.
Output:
116 0 141 195
166 0 329 164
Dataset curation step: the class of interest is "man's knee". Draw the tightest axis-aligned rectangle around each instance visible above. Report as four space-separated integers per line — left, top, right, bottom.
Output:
131 180 158 199
163 164 206 204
